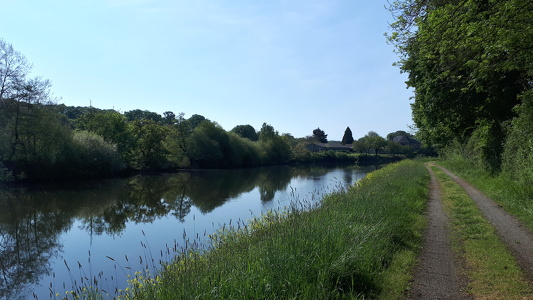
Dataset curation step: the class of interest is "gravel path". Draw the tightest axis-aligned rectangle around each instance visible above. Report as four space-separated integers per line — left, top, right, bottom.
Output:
409 163 533 299
407 164 471 300
435 164 533 281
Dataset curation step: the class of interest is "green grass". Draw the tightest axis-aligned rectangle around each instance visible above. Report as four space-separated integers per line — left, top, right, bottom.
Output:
114 160 429 299
438 158 533 232
431 165 532 299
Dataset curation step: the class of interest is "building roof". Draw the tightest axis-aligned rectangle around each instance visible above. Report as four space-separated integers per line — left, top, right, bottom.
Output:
392 135 421 146
307 142 353 150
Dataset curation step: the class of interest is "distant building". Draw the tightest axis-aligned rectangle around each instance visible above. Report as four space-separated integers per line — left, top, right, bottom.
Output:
305 142 353 153
392 135 421 149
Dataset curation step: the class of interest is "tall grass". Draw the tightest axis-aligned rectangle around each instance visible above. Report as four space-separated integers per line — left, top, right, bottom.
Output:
116 160 429 299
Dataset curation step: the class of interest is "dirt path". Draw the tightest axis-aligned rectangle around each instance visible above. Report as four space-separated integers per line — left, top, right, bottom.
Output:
435 164 533 281
407 164 471 299
409 163 533 299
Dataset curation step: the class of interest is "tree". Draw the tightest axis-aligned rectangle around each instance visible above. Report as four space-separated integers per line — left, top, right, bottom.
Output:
386 130 413 141
124 109 162 123
385 140 403 156
312 128 328 143
341 127 354 145
352 138 367 154
259 123 277 141
76 110 131 156
362 131 387 155
259 123 291 164
128 119 169 170
231 124 258 141
0 39 61 171
1 39 41 102
388 0 533 169
162 111 176 125
188 114 206 129
188 120 232 168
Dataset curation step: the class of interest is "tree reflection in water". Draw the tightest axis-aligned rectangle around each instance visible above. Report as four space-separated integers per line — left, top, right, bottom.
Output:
0 192 69 299
0 164 369 298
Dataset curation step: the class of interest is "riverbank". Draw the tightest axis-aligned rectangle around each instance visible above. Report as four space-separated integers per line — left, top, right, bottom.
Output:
0 153 407 187
110 160 429 299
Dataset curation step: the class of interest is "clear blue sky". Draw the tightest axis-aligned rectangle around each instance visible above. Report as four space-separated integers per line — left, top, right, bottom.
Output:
1 0 413 140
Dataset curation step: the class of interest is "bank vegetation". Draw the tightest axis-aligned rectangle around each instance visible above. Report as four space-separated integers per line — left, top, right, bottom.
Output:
112 160 428 299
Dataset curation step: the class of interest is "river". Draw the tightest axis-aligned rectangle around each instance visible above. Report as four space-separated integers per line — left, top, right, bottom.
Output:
0 164 374 299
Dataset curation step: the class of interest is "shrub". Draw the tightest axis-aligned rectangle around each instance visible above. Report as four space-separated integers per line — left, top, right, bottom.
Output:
502 91 533 184
62 131 125 178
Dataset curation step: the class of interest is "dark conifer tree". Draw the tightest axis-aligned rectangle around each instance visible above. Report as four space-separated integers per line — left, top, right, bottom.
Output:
341 127 354 145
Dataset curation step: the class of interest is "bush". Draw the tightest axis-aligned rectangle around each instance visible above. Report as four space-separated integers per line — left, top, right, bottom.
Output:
61 131 125 178
502 91 533 184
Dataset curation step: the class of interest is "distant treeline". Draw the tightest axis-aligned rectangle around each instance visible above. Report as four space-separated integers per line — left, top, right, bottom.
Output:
0 37 425 183
0 100 419 182
0 100 299 181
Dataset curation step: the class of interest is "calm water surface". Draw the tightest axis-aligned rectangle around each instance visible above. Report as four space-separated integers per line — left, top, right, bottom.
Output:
0 164 375 299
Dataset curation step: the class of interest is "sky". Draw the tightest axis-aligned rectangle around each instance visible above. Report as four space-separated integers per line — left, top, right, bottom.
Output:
1 0 414 141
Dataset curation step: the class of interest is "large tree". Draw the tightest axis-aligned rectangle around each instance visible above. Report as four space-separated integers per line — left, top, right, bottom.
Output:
388 0 533 169
312 128 328 143
231 124 258 141
360 131 387 155
0 39 60 165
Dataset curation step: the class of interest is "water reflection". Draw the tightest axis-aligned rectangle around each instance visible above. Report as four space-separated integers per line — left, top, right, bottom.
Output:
0 193 68 299
0 164 372 299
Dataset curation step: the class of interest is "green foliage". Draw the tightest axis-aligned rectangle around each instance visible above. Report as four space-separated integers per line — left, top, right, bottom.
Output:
355 131 387 155
188 114 206 129
61 131 125 178
312 127 328 143
341 127 354 145
439 158 533 232
227 133 262 167
502 91 533 184
230 124 258 141
464 121 504 173
300 151 358 164
388 0 533 170
76 110 132 157
385 140 403 156
162 111 176 125
386 130 412 141
128 119 170 170
258 123 291 165
188 121 232 168
0 102 73 179
124 109 162 123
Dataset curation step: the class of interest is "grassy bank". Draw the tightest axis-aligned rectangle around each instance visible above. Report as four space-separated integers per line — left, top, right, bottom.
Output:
438 157 533 232
431 165 532 298
116 160 429 299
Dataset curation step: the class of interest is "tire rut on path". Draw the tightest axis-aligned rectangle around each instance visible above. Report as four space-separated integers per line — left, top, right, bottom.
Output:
435 164 533 282
408 164 470 300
